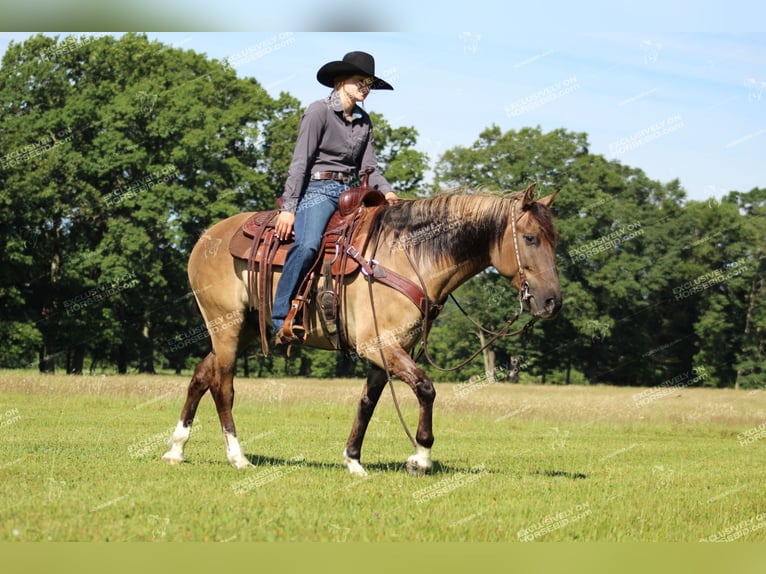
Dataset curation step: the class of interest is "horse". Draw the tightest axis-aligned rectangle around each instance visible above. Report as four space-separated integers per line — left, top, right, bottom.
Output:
161 183 561 476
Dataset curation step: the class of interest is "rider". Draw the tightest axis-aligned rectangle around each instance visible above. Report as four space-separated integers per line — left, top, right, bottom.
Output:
272 51 398 343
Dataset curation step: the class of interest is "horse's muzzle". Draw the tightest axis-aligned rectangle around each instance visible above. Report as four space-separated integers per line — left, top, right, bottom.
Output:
530 294 562 319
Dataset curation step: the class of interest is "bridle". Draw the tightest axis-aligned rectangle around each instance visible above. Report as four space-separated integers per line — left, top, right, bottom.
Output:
510 196 532 309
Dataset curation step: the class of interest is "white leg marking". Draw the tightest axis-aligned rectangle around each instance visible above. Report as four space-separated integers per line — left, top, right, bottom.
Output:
161 420 190 464
224 431 251 469
343 448 368 477
406 444 432 476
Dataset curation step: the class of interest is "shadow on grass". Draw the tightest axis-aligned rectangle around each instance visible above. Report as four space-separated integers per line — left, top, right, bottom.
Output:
361 459 456 475
185 454 583 479
244 454 471 476
532 469 588 480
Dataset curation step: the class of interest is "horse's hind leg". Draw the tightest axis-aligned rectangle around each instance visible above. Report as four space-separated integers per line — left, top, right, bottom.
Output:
162 352 215 464
343 365 388 476
208 340 251 469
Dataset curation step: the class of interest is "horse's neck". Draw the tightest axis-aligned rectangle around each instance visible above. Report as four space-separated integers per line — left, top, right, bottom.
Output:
426 256 489 302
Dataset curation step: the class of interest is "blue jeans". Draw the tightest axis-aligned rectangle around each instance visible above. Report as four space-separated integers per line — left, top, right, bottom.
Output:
272 179 349 330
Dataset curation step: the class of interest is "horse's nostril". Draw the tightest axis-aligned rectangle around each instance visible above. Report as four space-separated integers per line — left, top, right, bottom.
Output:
544 297 561 315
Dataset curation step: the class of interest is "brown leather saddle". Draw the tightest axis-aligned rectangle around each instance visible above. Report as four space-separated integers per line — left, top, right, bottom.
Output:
228 197 384 274
228 178 388 354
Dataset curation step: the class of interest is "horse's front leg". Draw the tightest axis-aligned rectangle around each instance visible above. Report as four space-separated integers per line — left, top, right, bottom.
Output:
343 365 388 477
383 346 436 476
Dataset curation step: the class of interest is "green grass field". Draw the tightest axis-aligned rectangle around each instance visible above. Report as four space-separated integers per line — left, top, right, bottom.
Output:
1 369 765 542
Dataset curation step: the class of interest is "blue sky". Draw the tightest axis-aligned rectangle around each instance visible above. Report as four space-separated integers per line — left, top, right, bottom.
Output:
2 25 765 201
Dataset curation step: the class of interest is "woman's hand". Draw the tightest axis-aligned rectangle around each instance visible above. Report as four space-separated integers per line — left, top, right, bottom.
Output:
385 191 399 205
274 211 295 242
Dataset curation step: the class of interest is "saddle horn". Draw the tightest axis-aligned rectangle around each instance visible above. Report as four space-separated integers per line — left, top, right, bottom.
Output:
338 168 386 216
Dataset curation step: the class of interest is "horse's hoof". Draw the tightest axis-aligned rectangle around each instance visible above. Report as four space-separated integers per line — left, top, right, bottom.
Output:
230 456 252 469
406 445 432 476
343 449 368 477
345 460 368 477
161 451 184 464
405 456 431 477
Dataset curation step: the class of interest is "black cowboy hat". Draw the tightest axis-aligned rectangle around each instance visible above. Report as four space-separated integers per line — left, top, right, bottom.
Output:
316 51 393 90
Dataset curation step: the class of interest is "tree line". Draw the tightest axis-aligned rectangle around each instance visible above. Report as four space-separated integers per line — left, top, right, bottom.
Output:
0 33 763 388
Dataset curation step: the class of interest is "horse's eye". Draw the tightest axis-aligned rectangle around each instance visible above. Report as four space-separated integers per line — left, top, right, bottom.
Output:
523 234 538 246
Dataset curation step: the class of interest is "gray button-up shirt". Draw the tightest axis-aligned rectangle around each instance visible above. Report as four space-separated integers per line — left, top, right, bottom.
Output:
280 91 393 213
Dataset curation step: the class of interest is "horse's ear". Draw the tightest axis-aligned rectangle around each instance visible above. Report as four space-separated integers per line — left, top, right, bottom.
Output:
535 189 560 208
521 182 537 207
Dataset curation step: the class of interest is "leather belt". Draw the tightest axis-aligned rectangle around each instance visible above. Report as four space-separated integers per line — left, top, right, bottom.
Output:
312 171 350 183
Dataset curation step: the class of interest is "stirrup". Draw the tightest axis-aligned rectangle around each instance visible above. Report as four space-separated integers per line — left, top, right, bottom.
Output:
275 323 305 345
276 299 305 344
